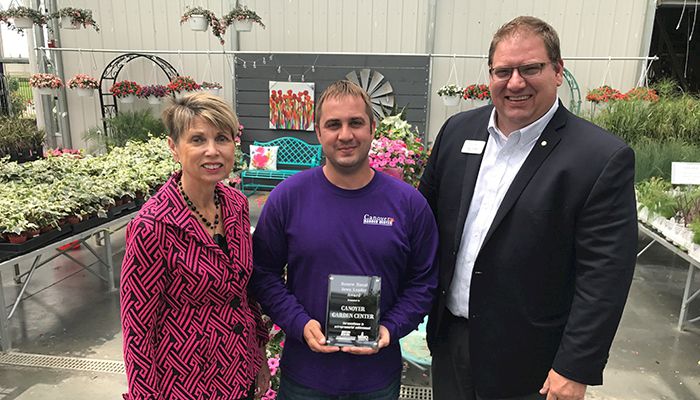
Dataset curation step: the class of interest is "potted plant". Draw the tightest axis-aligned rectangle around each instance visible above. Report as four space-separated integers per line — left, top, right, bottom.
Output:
625 87 660 102
53 7 99 31
0 6 47 33
29 73 63 95
168 76 200 98
110 80 141 104
436 84 463 106
68 73 99 97
137 84 170 105
180 6 227 45
373 114 428 187
585 85 626 103
222 5 265 32
463 84 491 105
201 81 222 96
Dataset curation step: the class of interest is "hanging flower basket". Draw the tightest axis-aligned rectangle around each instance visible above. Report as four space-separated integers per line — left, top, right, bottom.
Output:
29 73 63 95
437 84 463 106
137 84 170 105
0 6 47 33
222 5 265 32
201 81 222 96
52 7 100 31
463 84 491 106
180 7 226 44
585 85 626 103
68 74 99 97
110 80 141 103
168 76 200 98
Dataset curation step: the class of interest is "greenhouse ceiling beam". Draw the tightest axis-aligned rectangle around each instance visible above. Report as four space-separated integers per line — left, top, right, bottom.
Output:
35 47 660 62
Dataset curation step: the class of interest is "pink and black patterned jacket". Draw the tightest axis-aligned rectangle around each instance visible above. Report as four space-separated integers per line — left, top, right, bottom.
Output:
120 172 268 400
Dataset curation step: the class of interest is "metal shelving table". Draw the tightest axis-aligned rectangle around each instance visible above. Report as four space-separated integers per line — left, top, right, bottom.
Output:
0 211 137 350
638 222 700 331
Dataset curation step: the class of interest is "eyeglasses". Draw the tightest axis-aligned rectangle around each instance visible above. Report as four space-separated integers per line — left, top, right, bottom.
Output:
488 62 550 81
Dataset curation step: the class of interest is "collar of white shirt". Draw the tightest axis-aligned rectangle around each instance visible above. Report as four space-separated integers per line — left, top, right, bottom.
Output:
487 98 560 147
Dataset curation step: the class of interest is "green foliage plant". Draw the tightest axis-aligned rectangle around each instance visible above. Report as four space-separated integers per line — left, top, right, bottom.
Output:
635 177 676 219
83 110 166 151
632 138 700 183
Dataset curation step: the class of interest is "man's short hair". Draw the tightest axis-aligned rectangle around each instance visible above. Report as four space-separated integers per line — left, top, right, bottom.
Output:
488 16 562 69
315 80 374 127
161 92 239 143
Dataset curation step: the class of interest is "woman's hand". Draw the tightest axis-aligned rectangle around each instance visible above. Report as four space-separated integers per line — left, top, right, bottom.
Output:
254 348 271 399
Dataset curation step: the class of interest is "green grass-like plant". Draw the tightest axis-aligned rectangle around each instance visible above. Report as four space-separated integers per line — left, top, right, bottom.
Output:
632 138 700 183
84 110 166 151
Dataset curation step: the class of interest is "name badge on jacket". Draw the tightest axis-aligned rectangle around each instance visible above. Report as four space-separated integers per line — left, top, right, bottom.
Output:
461 140 486 154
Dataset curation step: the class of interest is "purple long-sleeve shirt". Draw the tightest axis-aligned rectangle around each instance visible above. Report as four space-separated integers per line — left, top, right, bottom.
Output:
250 167 438 395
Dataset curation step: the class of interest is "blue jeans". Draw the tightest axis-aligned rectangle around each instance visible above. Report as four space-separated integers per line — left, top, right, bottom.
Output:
277 374 401 400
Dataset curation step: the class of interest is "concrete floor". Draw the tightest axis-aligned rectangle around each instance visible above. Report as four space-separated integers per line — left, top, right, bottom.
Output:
0 193 699 399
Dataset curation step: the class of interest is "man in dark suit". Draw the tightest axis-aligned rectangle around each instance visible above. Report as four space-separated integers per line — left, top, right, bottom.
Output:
419 16 637 400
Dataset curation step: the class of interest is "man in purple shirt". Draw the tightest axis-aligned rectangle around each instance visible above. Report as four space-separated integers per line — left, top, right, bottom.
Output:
250 80 438 399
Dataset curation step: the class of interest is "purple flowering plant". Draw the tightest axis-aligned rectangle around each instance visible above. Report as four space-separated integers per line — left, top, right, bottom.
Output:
136 84 170 98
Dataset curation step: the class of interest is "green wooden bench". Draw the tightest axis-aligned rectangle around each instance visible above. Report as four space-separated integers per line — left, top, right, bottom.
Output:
240 137 322 193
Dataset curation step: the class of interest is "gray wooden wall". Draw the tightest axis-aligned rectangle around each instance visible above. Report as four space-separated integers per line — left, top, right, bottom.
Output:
234 53 429 150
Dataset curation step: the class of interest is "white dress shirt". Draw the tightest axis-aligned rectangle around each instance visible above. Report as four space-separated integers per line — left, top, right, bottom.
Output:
447 99 559 318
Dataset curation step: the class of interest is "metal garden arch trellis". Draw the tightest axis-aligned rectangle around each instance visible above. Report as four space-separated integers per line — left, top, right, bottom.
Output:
99 53 179 133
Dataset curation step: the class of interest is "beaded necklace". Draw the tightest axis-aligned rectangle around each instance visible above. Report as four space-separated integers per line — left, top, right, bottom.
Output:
178 179 220 231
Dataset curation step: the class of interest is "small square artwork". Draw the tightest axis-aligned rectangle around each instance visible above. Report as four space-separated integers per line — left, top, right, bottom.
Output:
249 145 278 170
269 81 315 131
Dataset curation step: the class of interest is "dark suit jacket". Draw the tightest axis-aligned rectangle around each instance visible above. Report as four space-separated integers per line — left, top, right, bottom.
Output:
419 103 637 398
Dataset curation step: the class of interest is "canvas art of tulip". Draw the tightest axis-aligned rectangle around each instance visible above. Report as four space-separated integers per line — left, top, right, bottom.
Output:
268 82 315 131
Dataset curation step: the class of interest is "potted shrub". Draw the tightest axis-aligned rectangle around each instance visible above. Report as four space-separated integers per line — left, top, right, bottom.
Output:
0 6 46 33
463 84 491 105
180 6 227 45
168 76 200 98
436 84 463 106
201 81 222 96
222 5 265 32
137 84 170 105
29 73 63 95
110 80 140 104
68 74 99 97
53 7 99 31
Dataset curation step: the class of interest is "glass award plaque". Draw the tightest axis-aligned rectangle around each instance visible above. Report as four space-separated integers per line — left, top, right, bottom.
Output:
325 274 381 348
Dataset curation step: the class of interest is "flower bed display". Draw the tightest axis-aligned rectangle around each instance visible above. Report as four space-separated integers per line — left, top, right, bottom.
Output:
0 138 177 245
